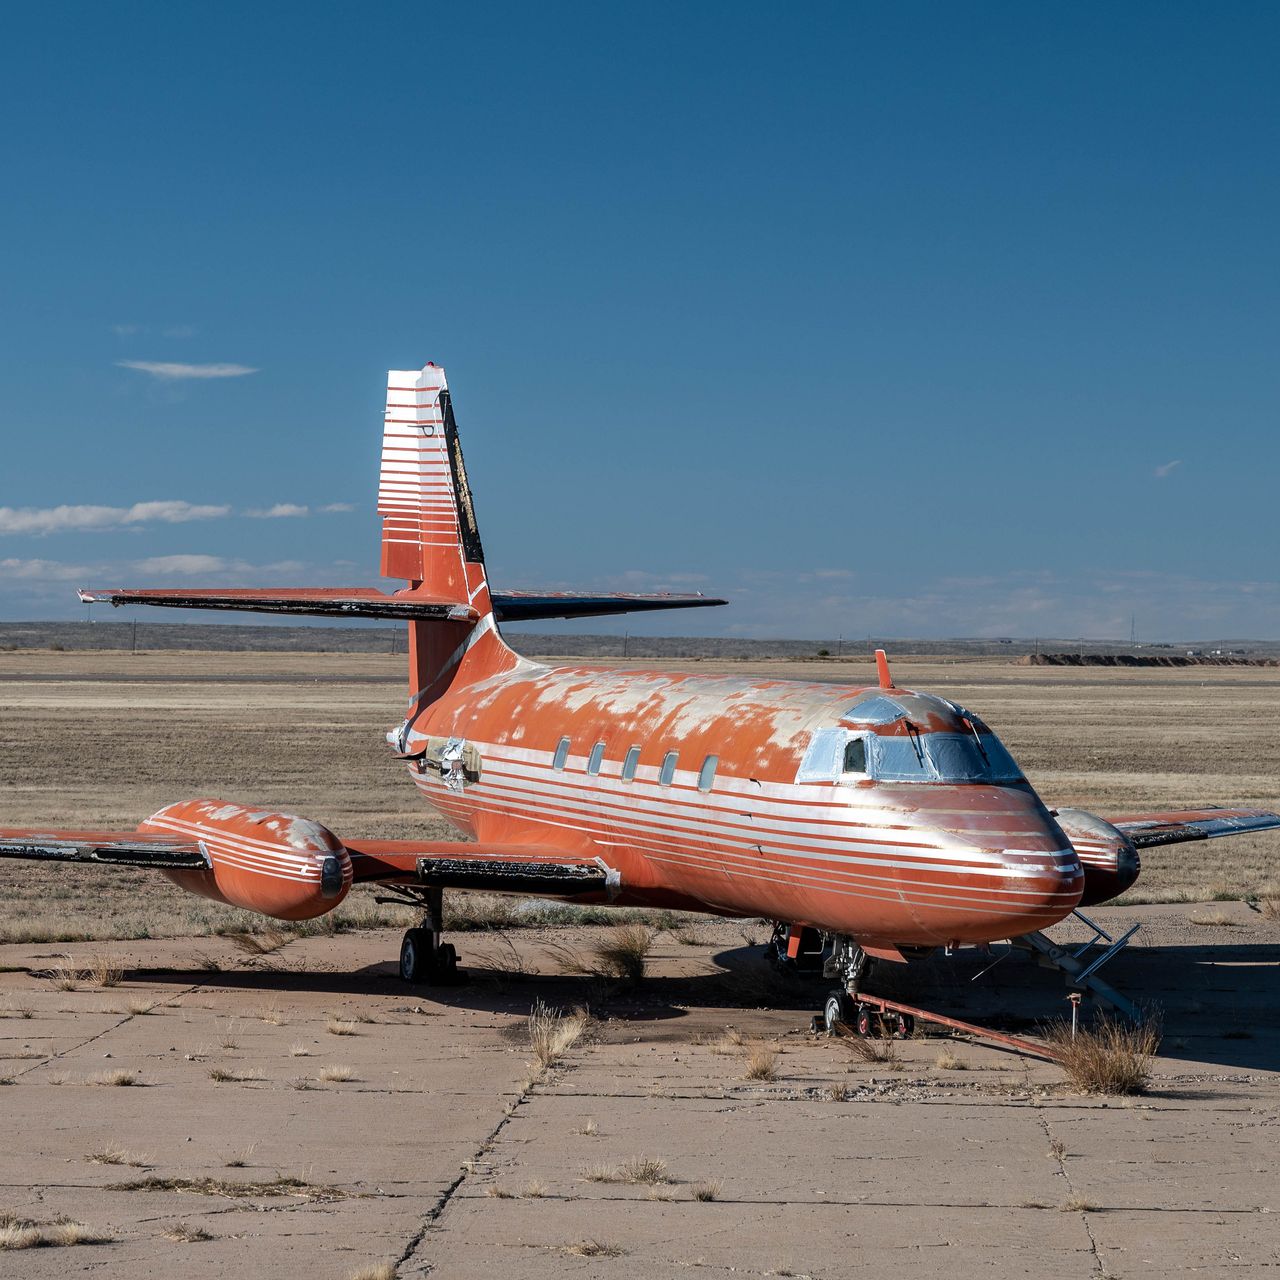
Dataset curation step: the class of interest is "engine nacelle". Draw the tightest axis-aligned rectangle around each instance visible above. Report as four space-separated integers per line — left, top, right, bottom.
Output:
1053 807 1141 906
138 799 352 920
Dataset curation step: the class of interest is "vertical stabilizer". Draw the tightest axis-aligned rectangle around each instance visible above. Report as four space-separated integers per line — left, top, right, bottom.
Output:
379 364 491 615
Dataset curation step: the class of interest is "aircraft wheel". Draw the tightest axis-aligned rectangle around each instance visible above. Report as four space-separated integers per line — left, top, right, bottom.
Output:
399 928 432 984
823 990 854 1035
895 1012 916 1039
431 941 463 985
854 1004 874 1038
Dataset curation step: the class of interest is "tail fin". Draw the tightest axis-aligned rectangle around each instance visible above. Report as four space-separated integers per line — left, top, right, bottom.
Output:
379 363 492 618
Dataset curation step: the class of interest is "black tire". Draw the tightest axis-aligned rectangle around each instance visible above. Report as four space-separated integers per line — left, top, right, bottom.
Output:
823 990 853 1035
896 1012 915 1039
431 941 461 984
399 928 432 984
854 1004 874 1038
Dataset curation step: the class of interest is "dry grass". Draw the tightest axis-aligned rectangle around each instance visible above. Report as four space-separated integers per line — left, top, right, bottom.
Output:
86 1145 147 1167
0 1213 112 1249
1048 1138 1066 1160
1044 1016 1161 1095
164 1222 213 1243
485 1185 514 1199
226 1145 256 1167
572 1118 599 1136
126 997 158 1015
826 1083 850 1101
522 1179 547 1198
326 1018 359 1037
229 928 293 955
1061 1192 1098 1212
742 1045 779 1081
845 1034 899 1067
527 1000 589 1069
565 1239 625 1258
581 1163 617 1183
1261 897 1279 922
618 1156 668 1185
2 1000 33 1020
110 1173 347 1202
348 1266 396 1280
590 925 651 982
208 1067 264 1084
934 1047 969 1070
1189 910 1238 927
690 1179 721 1201
289 1042 312 1057
88 1069 137 1086
318 1064 356 1082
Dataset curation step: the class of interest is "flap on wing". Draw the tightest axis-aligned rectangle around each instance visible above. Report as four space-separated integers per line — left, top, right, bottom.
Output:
489 590 726 622
78 587 477 622
347 839 614 897
0 829 209 869
1108 807 1280 849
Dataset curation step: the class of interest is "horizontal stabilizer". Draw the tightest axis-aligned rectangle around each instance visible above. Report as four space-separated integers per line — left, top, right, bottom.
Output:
488 590 726 622
78 586 725 624
79 588 478 622
0 829 209 869
1108 807 1280 849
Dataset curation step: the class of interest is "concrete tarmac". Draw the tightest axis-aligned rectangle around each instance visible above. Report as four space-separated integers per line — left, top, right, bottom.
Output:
1 908 1277 1278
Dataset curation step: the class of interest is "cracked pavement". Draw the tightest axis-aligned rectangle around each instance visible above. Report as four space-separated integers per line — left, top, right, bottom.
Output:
1 909 1278 1278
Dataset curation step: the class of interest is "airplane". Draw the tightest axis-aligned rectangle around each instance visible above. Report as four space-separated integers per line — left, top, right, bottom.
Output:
3 361 1277 1030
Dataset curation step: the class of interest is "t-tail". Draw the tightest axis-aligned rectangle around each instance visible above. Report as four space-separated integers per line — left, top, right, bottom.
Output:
79 361 728 700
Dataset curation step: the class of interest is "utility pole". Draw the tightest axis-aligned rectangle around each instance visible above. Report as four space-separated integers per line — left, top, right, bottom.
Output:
131 619 137 655
623 631 629 659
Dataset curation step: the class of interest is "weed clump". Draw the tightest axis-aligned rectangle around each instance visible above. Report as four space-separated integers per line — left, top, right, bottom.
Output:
527 1001 589 1069
1044 1016 1161 1095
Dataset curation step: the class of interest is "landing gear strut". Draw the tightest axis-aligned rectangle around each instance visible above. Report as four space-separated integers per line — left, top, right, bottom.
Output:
380 885 465 986
819 935 877 1036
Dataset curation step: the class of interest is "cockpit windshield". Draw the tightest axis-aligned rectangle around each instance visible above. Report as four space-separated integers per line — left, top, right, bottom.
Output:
795 696 1026 786
864 727 1023 784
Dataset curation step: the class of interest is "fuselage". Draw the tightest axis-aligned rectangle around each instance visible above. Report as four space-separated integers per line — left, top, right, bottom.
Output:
399 652 1085 949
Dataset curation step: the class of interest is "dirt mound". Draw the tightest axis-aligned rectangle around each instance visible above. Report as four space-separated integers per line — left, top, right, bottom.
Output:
1018 653 1280 668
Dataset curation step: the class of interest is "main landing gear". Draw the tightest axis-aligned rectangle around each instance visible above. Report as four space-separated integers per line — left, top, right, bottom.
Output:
379 885 464 985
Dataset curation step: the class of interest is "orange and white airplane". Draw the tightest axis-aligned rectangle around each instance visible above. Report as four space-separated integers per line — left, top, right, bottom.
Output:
3 363 1277 1024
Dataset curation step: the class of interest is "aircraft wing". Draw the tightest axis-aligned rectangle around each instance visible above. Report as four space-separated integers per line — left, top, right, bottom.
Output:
0 829 209 869
1106 807 1280 849
347 839 615 898
0 828 612 898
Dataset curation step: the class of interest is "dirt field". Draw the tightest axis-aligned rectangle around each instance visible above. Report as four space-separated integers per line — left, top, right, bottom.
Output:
1 650 1279 1276
1 649 1277 943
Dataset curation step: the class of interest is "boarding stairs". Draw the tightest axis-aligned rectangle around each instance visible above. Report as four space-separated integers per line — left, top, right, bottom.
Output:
1012 910 1142 1022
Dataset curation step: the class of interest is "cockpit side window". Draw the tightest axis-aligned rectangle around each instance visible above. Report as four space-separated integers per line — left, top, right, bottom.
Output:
842 737 867 774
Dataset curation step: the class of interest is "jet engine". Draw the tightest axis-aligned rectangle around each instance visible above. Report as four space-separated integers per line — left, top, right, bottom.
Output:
138 799 352 920
1052 807 1141 907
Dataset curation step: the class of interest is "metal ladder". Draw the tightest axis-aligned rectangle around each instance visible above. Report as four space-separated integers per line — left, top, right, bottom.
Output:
1013 910 1142 1021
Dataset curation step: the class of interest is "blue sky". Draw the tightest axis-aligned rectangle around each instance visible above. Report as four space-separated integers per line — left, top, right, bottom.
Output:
2 2 1277 638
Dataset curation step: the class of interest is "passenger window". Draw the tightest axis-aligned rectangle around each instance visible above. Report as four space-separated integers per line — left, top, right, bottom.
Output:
659 750 678 786
587 741 605 776
553 737 571 771
621 745 641 782
843 737 867 774
697 754 718 792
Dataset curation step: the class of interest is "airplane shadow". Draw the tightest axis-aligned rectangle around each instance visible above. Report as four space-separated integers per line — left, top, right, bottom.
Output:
132 934 1280 1072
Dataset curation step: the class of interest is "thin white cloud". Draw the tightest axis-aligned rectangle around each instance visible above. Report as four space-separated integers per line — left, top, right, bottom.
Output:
245 503 309 519
0 500 231 536
110 323 143 337
133 554 228 575
116 360 258 380
1155 459 1182 478
0 557 91 581
320 502 355 513
161 325 197 338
